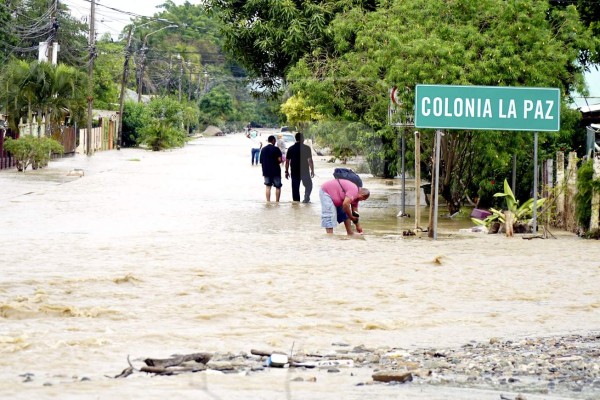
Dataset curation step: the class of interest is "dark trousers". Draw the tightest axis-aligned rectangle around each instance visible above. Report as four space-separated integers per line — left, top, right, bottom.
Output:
291 174 313 202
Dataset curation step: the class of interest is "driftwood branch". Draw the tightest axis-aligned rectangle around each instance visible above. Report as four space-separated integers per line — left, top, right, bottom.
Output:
144 352 212 368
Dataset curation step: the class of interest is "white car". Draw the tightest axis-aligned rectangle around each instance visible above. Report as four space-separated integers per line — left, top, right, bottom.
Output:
281 133 296 150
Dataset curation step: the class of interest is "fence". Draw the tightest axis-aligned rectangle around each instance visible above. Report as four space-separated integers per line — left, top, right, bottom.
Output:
76 117 116 154
0 124 77 170
0 129 16 170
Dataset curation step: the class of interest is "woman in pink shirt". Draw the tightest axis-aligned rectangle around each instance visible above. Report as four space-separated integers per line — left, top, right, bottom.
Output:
319 178 370 235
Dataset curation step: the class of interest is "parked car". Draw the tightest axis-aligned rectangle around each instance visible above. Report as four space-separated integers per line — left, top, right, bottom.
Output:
281 133 296 150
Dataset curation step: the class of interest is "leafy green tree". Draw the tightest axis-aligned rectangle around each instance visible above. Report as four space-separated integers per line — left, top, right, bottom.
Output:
3 135 63 171
280 94 324 132
138 96 187 150
0 59 86 135
205 0 362 95
0 1 18 62
122 101 149 147
575 160 600 233
198 84 234 126
550 0 600 65
94 34 124 110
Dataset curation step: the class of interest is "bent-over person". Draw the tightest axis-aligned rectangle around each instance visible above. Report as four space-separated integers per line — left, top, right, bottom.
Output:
319 178 370 235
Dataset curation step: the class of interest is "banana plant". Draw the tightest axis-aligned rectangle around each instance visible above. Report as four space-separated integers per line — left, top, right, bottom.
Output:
472 179 546 227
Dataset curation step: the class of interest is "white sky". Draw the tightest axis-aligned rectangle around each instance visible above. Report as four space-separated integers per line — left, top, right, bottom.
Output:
574 69 600 109
63 0 192 39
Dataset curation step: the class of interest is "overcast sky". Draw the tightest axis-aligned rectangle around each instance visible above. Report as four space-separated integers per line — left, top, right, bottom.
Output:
64 0 599 107
64 0 193 39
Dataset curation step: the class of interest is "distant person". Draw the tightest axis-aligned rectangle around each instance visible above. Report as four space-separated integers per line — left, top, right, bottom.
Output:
246 129 262 165
285 132 315 203
320 178 370 235
259 135 283 202
276 134 287 163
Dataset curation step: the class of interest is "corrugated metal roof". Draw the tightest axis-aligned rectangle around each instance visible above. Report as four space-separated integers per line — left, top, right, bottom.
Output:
579 103 600 113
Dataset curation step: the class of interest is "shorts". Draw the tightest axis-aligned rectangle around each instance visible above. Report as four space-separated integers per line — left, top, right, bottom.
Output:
336 205 349 223
320 188 337 228
264 176 282 188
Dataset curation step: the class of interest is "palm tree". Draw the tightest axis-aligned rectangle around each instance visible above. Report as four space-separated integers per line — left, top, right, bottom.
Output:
0 59 86 136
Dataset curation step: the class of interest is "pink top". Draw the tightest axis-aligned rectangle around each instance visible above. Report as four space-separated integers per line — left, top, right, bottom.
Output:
322 179 359 207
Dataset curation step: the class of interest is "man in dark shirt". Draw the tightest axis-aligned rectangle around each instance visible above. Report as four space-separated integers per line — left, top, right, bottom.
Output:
259 135 283 202
285 132 315 203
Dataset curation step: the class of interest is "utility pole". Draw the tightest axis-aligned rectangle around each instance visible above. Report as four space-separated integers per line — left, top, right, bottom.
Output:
137 24 177 102
48 0 59 65
196 69 202 99
86 0 96 155
137 44 147 103
188 63 193 101
178 54 183 102
203 69 208 93
117 25 133 149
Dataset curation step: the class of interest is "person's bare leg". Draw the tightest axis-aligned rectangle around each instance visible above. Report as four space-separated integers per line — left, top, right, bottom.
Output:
275 187 281 202
265 186 271 202
326 228 334 234
343 219 354 235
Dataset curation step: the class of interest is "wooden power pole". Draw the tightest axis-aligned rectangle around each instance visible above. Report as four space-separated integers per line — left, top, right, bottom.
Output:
117 26 134 149
86 0 96 155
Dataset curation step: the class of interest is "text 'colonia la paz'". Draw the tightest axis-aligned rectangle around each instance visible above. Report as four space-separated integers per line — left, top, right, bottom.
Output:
420 97 556 120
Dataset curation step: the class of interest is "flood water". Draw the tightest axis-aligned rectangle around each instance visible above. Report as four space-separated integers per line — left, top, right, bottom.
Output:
0 130 599 399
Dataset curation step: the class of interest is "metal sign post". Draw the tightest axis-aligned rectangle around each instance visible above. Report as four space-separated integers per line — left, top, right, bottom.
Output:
532 132 538 234
388 87 412 218
414 84 560 239
433 130 442 240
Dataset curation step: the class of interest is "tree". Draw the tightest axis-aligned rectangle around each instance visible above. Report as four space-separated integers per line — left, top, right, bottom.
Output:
205 0 375 95
0 1 18 63
280 94 323 132
286 0 597 213
198 84 234 126
0 59 86 135
94 34 124 110
138 96 187 151
121 101 149 147
8 0 88 66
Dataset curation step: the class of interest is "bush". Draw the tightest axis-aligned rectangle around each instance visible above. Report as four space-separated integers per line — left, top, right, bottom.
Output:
3 136 64 171
575 160 600 233
140 122 186 151
122 101 149 147
138 97 187 151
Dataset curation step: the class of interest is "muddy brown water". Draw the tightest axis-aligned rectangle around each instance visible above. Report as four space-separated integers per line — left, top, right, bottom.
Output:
0 130 598 399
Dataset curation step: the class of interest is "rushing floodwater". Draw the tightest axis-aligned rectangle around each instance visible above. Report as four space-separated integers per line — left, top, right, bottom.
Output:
0 130 598 399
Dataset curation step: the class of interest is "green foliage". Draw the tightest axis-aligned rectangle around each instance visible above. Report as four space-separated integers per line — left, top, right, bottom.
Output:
140 123 186 151
575 159 600 231
0 59 87 134
198 85 234 125
31 136 64 169
308 121 368 164
280 94 324 132
93 35 124 110
3 136 64 171
8 0 89 65
206 0 342 94
138 97 187 151
472 179 546 228
476 178 501 209
122 101 149 147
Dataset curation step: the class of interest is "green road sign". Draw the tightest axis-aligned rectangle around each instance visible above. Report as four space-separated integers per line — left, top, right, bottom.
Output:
414 84 560 131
